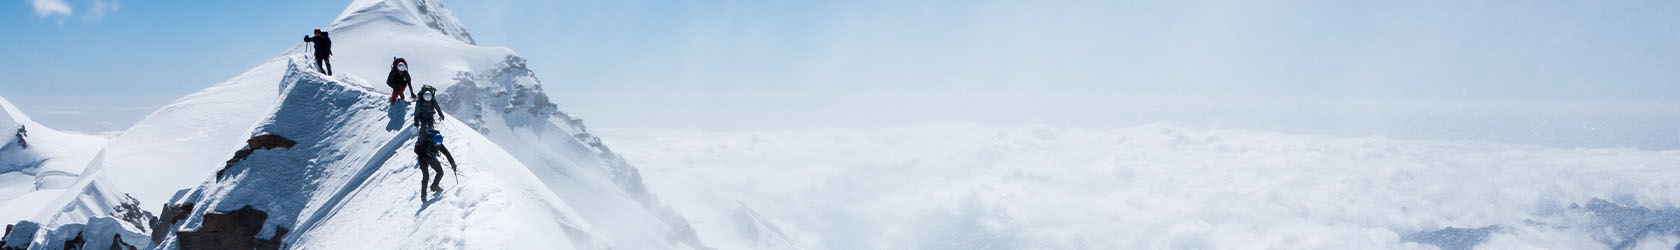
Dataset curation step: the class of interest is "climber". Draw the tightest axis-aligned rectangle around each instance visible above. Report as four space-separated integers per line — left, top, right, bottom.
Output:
416 128 457 200
416 129 443 200
386 58 416 103
303 29 333 75
412 85 444 130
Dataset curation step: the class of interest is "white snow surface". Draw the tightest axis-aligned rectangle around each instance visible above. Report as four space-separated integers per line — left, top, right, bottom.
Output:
599 124 1680 250
0 96 108 226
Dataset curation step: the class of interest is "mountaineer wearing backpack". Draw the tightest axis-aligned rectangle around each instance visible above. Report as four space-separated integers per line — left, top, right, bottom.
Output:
413 85 444 130
303 29 334 75
416 128 456 201
387 58 416 104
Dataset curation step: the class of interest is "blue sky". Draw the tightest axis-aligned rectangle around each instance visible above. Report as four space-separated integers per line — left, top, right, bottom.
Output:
445 0 1680 99
2 0 1678 148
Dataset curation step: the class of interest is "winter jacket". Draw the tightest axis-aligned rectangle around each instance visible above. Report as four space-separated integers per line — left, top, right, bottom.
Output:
304 32 332 57
414 99 444 127
387 67 411 89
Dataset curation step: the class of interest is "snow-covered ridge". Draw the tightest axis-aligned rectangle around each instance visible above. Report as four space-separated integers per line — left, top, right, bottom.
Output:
147 56 599 249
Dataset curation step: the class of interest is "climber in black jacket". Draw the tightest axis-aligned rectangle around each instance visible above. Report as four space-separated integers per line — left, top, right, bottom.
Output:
416 128 455 201
413 85 444 130
303 29 333 75
387 58 415 104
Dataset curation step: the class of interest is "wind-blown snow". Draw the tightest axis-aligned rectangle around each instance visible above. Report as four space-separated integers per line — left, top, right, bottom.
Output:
154 57 601 249
600 124 1680 250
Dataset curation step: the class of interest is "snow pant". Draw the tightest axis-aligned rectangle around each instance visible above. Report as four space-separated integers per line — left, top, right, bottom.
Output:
314 53 333 75
419 157 443 199
418 141 443 200
389 84 408 103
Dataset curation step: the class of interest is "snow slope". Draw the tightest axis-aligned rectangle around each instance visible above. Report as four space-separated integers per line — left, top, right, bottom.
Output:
153 57 602 249
27 57 289 231
601 124 1680 250
0 96 108 226
51 0 508 214
27 0 790 249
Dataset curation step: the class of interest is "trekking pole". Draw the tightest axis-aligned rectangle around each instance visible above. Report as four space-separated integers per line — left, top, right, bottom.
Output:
447 126 462 181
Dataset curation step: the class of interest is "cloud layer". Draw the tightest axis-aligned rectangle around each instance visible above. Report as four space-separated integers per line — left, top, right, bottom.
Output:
601 123 1680 249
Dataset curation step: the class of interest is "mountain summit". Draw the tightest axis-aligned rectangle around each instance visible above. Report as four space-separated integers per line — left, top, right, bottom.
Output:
337 0 476 45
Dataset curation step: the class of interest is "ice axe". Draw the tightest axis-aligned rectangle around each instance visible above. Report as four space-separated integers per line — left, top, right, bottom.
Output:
303 36 313 59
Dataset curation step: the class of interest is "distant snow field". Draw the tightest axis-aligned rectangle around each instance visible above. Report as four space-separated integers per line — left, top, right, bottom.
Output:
599 124 1680 250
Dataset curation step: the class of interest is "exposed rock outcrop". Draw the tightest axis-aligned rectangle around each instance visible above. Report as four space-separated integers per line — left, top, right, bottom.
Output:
174 205 286 250
218 134 298 180
110 195 154 234
1 221 38 250
62 231 85 250
108 233 135 250
13 125 26 149
149 202 195 245
246 134 298 150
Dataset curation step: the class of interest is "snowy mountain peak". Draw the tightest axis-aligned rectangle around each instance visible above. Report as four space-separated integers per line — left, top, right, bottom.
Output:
336 0 475 45
0 96 109 233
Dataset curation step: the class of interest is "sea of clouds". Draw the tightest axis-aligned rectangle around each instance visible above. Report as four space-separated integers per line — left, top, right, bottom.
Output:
602 123 1680 250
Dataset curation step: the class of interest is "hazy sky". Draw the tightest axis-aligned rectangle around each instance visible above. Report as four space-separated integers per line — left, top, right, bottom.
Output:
1 0 1677 148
